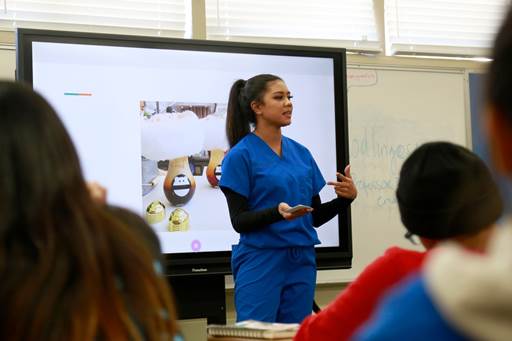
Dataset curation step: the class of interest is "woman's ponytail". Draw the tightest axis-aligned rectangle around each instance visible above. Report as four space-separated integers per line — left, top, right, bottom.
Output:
225 74 282 148
226 79 251 147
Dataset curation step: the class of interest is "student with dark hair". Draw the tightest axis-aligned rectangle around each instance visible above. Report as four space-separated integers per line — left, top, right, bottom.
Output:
219 74 357 323
0 81 178 341
355 6 512 340
294 141 502 341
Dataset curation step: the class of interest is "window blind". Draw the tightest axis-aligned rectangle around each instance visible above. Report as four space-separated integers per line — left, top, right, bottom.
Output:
384 0 510 57
0 0 188 37
206 0 380 51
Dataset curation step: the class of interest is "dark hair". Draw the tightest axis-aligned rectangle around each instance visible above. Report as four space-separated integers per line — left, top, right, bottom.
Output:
396 142 502 239
226 74 282 147
0 81 177 340
487 6 512 125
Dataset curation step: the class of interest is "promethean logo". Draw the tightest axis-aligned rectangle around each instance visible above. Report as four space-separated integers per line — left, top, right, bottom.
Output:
191 268 208 272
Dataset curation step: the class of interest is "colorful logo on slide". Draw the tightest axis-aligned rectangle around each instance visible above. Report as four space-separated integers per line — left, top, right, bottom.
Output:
64 92 92 96
191 239 201 252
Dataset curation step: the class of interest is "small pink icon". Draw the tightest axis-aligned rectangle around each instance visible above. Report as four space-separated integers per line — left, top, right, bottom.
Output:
191 239 201 252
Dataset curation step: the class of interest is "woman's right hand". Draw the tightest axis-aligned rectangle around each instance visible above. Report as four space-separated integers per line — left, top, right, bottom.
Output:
278 202 313 220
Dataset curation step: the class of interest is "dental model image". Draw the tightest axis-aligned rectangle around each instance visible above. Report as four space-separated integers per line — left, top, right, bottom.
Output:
141 110 204 206
202 113 229 187
139 101 231 245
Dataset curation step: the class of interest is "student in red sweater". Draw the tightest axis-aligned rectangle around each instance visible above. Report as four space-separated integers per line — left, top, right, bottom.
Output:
294 141 503 341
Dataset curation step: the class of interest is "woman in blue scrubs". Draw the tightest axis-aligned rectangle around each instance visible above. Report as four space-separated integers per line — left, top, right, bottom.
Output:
219 74 357 323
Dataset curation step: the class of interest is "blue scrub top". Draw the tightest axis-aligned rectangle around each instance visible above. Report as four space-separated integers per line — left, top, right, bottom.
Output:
220 133 325 248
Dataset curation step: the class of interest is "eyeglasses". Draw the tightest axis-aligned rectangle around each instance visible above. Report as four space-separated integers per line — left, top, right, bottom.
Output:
404 231 419 245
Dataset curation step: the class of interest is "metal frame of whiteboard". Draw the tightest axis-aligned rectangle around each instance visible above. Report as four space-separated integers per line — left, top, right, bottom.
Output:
464 69 487 151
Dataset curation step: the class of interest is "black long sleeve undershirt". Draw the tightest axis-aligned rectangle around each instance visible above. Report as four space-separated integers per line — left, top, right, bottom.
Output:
220 186 283 233
220 186 354 233
310 194 354 227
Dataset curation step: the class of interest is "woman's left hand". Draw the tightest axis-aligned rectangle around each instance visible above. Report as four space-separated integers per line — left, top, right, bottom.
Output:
327 165 357 199
278 202 313 220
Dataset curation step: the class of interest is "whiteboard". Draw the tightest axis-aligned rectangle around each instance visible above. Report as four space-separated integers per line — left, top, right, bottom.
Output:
317 66 469 283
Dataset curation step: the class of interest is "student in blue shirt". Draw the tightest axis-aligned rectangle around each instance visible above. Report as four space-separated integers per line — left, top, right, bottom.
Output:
219 74 357 323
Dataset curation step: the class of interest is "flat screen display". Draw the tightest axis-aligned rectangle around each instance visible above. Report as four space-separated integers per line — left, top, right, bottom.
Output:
16 29 351 275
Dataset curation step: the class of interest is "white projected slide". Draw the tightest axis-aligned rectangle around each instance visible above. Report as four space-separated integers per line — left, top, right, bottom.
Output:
31 42 339 253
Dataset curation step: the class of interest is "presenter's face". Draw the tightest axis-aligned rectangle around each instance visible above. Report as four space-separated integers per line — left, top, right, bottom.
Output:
253 80 293 128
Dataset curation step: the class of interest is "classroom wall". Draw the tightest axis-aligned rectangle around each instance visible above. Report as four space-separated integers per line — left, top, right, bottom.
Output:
0 29 488 336
0 49 15 80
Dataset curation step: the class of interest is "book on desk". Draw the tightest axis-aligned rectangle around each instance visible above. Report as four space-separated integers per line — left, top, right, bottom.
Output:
207 320 299 340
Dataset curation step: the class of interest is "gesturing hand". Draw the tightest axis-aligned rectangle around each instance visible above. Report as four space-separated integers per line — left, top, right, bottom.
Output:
327 164 358 199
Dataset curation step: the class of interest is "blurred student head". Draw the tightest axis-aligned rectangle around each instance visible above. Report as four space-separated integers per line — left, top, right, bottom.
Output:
0 81 177 341
396 141 503 251
486 7 512 182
